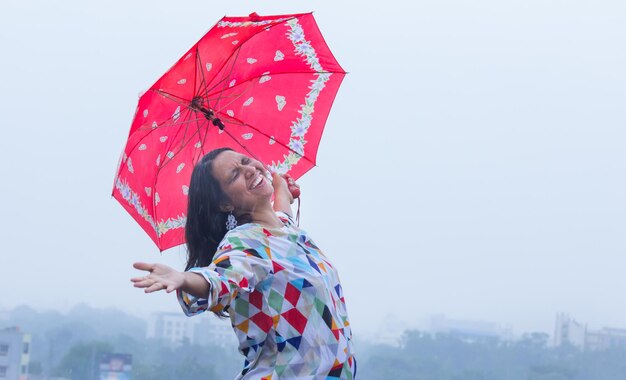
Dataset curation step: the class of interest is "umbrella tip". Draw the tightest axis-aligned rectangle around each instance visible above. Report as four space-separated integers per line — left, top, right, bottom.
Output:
249 12 261 21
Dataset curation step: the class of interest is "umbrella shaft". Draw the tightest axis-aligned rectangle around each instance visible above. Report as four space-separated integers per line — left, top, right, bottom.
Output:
190 98 225 130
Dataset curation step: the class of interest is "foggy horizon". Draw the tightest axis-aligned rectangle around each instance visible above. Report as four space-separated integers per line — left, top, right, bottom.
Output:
0 297 616 340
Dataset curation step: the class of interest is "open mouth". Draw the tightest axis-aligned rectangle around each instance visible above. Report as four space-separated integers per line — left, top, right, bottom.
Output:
250 173 264 190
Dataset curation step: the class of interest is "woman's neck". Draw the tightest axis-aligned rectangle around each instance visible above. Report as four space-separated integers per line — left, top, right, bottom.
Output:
242 203 283 229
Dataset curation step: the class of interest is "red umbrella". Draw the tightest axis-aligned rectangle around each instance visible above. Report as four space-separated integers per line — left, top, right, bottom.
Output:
113 12 346 251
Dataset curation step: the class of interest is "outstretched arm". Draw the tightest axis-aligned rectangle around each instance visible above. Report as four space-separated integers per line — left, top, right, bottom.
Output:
131 262 210 298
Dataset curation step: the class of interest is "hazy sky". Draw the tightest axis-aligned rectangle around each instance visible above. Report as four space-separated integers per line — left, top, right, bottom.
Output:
0 0 624 337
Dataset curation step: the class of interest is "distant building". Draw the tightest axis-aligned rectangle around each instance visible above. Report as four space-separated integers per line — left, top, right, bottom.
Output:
370 314 514 346
428 314 513 342
584 328 626 351
0 327 31 380
147 312 195 345
553 313 586 349
193 316 236 348
553 313 626 351
370 314 413 346
147 312 235 348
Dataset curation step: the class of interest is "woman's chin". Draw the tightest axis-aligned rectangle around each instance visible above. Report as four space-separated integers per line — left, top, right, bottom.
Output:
258 180 274 196
256 186 275 203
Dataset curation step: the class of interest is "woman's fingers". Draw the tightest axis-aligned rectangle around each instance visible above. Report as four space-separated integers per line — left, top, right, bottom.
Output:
271 172 285 186
132 279 154 288
131 262 178 293
131 262 155 286
279 174 300 199
133 262 154 271
145 282 166 293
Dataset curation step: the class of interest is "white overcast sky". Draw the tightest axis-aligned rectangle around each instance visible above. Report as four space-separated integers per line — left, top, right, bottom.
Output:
0 0 624 337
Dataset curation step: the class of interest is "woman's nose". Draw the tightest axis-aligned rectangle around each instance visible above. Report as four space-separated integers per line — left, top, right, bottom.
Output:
243 165 256 178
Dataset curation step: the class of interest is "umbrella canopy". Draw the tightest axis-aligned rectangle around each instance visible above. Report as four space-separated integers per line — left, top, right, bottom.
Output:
113 12 345 250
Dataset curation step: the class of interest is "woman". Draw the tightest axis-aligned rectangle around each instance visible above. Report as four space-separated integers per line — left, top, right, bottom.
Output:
132 148 356 379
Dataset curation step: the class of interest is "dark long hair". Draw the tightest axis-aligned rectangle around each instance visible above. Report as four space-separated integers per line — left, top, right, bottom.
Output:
184 147 234 271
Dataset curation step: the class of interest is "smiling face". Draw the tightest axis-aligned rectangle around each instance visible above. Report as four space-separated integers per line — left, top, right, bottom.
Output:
211 150 274 215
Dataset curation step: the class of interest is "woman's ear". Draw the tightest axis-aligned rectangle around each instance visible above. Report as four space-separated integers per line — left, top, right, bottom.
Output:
220 204 234 213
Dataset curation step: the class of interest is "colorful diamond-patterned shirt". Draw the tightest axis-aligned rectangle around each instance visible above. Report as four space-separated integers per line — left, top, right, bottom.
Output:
177 212 356 379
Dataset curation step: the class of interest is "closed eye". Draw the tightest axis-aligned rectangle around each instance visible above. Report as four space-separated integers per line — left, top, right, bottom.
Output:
229 157 252 183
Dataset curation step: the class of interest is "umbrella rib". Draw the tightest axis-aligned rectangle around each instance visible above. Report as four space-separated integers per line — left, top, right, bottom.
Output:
190 119 209 166
149 121 202 248
219 117 316 167
206 70 345 99
151 117 211 227
202 71 345 124
140 107 201 248
195 16 329 114
154 89 221 129
172 110 194 167
198 117 212 158
196 68 236 103
162 120 208 172
209 15 301 88
193 43 244 105
184 65 316 168
194 45 214 105
193 46 199 97
206 70 346 116
200 16 302 110
162 117 211 172
210 81 257 113
203 91 254 102
123 102 195 158
186 115 215 166
193 49 243 112
157 107 196 171
221 127 264 164
140 68 337 173
153 89 191 105
135 117 205 132
210 45 243 112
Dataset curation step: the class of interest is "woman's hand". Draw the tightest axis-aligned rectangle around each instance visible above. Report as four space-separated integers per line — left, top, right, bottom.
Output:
271 172 300 217
283 173 301 199
131 262 185 293
272 172 293 204
271 172 301 204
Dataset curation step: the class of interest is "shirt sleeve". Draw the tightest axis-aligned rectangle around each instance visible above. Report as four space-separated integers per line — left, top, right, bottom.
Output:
177 248 271 316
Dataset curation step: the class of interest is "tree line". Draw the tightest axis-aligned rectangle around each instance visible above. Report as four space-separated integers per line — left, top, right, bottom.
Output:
3 305 626 379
